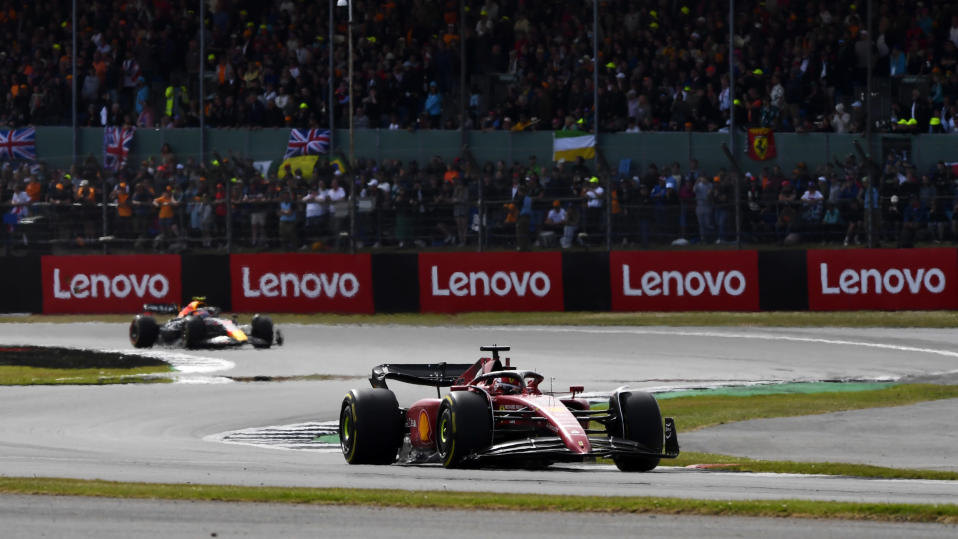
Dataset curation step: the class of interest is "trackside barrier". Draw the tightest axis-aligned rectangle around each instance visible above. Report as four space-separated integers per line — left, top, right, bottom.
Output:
40 255 181 314
0 255 41 313
418 252 564 313
610 251 759 311
7 249 958 315
807 248 958 311
230 253 375 314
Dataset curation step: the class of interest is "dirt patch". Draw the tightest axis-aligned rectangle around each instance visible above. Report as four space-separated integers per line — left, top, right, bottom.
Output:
0 346 169 370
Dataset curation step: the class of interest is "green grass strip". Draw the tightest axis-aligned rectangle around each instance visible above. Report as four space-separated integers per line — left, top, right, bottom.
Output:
8 310 958 327
0 477 954 523
657 381 896 399
0 365 171 385
670 452 958 481
657 384 958 432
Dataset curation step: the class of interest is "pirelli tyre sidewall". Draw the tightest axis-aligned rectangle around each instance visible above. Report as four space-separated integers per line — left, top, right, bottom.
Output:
339 388 403 465
129 315 159 348
183 315 206 349
609 390 663 472
436 389 492 468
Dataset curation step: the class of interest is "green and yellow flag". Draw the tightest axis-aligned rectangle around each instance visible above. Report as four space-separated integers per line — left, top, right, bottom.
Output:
552 130 595 162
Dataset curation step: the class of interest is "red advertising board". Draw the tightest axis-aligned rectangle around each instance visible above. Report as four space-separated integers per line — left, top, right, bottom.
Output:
419 252 564 313
807 248 958 310
230 253 374 313
610 250 759 311
42 255 181 314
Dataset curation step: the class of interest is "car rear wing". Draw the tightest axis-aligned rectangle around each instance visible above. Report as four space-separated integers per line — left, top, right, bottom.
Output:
143 303 179 314
369 363 475 392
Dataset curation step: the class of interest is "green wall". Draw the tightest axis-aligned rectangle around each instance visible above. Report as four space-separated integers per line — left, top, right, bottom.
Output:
33 127 958 176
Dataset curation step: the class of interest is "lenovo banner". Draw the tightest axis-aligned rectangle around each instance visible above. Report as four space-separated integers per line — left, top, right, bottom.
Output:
231 253 374 313
42 255 181 314
807 248 958 310
610 251 760 311
419 252 564 313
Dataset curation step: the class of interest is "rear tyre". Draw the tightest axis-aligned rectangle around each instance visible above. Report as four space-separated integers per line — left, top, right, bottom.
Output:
129 315 159 348
436 390 491 468
608 391 663 472
250 314 273 348
339 388 404 464
183 315 206 349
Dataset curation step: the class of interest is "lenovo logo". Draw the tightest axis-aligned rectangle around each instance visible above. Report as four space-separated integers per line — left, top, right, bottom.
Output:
610 251 759 311
418 252 564 313
622 266 746 297
229 254 374 313
818 264 946 295
52 269 170 299
240 267 359 298
42 255 182 314
806 249 958 311
429 266 551 297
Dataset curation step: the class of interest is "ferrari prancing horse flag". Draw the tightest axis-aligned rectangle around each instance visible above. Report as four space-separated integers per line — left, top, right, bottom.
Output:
747 127 776 161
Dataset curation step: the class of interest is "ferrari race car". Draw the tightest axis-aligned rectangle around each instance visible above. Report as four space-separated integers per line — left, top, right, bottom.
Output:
128 299 283 349
338 345 679 470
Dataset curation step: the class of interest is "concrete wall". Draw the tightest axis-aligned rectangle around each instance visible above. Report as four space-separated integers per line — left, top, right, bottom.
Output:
34 127 958 175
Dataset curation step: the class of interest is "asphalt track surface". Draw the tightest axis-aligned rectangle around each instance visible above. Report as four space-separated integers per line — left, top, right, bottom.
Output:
0 322 957 536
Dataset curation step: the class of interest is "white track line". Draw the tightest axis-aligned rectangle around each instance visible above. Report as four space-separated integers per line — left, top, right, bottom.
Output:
485 326 958 376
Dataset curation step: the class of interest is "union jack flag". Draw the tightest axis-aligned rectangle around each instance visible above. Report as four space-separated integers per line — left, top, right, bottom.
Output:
284 129 330 158
103 127 136 171
0 127 37 161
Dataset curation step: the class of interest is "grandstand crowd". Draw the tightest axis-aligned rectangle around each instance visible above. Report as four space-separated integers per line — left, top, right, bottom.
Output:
1 0 957 133
4 146 958 252
4 0 958 252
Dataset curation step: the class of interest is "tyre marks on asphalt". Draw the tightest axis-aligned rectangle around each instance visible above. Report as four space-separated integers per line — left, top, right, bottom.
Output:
206 421 341 452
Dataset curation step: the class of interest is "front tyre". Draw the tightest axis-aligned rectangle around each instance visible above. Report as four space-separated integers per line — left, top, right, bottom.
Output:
250 314 273 348
183 315 206 349
339 388 404 465
129 315 159 348
608 390 664 472
436 390 491 468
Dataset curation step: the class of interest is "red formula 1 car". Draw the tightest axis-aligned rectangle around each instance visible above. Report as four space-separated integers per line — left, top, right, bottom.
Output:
338 346 679 470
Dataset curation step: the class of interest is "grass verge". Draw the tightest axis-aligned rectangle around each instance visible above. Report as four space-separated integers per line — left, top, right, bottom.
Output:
7 310 958 327
0 477 954 523
657 383 958 432
672 452 958 481
0 365 171 385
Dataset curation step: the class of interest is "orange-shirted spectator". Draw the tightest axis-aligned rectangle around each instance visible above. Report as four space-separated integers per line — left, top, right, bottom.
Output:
153 186 178 247
24 176 43 202
153 187 175 220
75 179 96 203
74 179 98 244
111 181 133 238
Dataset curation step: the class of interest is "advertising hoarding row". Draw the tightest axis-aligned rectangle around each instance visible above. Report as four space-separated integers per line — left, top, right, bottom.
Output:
37 249 958 314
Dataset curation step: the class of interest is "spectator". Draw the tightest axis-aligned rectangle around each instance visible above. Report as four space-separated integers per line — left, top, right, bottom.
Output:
693 175 713 243
831 104 852 133
277 189 298 250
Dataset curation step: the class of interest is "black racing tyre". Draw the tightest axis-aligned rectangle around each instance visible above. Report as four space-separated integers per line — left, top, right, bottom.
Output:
129 315 159 348
339 388 404 465
183 315 206 349
608 390 664 472
436 390 491 468
250 314 273 348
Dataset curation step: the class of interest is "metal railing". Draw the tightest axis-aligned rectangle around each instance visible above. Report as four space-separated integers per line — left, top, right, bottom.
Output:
4 191 954 254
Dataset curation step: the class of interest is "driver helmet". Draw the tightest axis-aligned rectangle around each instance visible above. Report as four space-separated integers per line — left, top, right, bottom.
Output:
178 299 206 318
493 378 521 395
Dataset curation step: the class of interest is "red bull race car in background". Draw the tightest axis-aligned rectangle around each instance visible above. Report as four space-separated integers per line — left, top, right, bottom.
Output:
338 345 679 470
129 298 283 349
